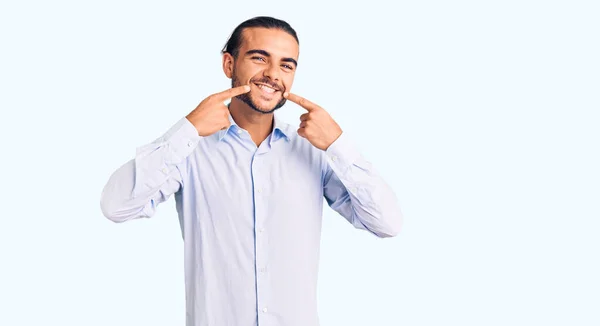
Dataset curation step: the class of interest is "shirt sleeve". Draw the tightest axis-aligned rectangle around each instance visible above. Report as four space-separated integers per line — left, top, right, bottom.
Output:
322 132 403 238
100 117 201 223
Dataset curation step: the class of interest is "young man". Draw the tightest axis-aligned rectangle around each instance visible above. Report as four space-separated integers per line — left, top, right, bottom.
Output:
100 16 402 326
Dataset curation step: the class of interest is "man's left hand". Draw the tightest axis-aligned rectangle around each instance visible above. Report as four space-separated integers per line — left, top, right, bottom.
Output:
284 92 343 151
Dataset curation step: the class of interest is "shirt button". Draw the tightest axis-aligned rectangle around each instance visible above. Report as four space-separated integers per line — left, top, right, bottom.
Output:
187 140 193 147
262 307 268 313
331 155 337 161
258 228 264 233
259 267 266 273
162 168 168 174
257 188 262 193
237 129 243 134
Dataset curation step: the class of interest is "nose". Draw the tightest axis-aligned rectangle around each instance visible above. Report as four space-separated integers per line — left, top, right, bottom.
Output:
263 62 280 82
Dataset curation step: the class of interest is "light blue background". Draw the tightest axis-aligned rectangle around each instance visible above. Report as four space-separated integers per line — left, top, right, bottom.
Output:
0 0 598 325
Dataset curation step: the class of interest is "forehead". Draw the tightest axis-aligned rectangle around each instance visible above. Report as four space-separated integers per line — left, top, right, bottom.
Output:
239 27 299 59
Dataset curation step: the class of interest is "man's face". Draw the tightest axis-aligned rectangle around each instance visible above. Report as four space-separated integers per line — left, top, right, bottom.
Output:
225 27 299 114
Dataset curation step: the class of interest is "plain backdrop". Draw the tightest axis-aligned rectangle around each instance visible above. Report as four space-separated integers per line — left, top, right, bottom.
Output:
1 0 599 325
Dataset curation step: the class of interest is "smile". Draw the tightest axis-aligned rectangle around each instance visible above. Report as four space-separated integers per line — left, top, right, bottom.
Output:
254 83 279 94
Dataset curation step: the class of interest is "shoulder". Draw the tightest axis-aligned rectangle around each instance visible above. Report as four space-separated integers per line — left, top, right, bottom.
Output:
275 117 328 172
276 118 322 154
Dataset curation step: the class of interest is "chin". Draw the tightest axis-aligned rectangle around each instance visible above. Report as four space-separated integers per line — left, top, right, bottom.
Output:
251 95 281 112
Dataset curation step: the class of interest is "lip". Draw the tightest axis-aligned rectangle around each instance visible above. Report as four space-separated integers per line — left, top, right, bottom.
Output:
253 82 281 97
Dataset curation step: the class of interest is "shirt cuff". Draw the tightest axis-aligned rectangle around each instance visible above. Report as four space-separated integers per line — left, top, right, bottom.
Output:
324 132 362 174
135 117 201 164
164 117 202 163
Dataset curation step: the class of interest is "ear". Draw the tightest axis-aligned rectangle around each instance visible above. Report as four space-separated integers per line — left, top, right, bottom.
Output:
222 53 234 78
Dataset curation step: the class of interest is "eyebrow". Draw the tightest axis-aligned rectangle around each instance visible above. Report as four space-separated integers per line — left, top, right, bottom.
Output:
245 49 298 67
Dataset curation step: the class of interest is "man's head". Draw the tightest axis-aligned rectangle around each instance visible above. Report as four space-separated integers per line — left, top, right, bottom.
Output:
221 16 299 114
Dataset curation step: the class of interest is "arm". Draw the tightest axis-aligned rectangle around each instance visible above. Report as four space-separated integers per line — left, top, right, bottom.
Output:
322 132 403 238
100 85 251 223
282 92 403 238
100 117 200 222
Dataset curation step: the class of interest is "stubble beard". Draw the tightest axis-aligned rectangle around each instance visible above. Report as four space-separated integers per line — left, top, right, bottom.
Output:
231 69 287 114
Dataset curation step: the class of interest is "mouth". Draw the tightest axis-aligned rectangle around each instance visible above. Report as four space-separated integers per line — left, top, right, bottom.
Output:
253 82 280 96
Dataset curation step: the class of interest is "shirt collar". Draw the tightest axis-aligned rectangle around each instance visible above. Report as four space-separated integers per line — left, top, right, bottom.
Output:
270 115 290 145
218 110 290 143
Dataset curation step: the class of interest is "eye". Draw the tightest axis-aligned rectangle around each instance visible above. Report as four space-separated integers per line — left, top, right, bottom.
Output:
282 64 294 71
251 56 266 62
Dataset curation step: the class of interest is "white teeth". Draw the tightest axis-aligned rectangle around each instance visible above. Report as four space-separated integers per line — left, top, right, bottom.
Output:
257 84 276 93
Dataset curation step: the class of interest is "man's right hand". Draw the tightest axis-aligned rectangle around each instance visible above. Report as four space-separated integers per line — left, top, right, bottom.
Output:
186 85 251 136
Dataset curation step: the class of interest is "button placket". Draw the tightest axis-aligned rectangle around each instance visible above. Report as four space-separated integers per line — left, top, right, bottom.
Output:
252 153 270 319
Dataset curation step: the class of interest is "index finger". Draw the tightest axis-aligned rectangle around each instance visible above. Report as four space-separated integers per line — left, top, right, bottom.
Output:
284 92 319 111
214 85 251 101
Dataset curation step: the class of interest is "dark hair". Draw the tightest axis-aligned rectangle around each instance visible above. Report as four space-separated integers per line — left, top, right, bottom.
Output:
221 16 299 58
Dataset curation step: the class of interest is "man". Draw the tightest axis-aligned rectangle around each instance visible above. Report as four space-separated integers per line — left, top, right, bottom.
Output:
100 16 402 326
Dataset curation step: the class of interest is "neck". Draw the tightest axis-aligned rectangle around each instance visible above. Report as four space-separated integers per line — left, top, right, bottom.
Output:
229 98 274 146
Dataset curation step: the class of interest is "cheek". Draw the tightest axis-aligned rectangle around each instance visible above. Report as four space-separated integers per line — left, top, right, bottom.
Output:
235 63 259 81
282 76 294 91
247 70 265 83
